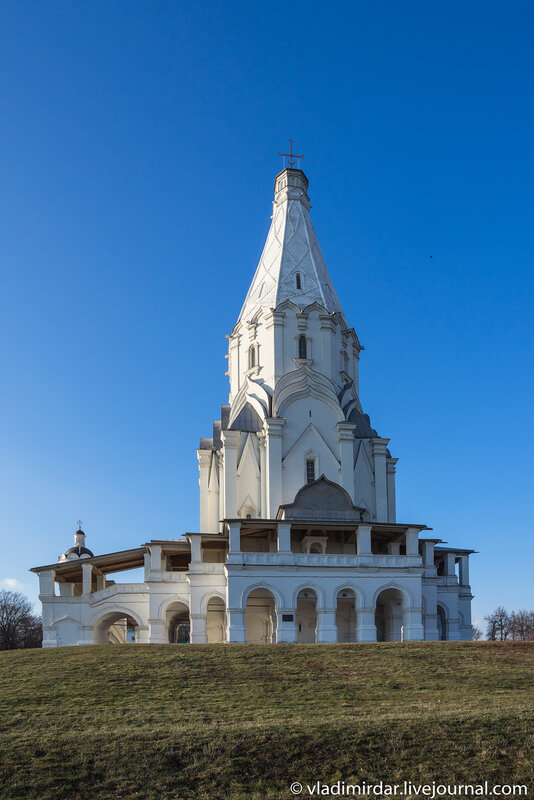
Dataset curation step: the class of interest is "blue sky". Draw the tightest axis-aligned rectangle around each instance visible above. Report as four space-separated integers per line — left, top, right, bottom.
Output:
1 1 532 630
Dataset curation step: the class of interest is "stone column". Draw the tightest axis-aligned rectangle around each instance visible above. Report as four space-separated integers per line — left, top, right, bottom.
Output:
356 523 372 556
405 527 420 557
444 552 457 579
197 450 212 532
227 608 246 643
459 555 470 586
371 438 390 521
38 570 55 596
265 418 285 518
317 609 338 643
388 541 401 556
277 521 292 554
143 552 151 581
82 562 93 596
190 613 207 644
422 540 435 568
336 422 356 501
228 521 241 555
189 534 202 564
221 429 240 519
386 458 398 522
150 544 163 573
356 608 377 642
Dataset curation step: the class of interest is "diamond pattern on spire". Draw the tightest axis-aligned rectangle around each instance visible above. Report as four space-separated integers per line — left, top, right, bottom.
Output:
238 171 343 323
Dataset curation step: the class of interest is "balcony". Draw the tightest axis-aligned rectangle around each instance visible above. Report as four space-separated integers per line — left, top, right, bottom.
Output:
90 582 147 603
232 552 422 568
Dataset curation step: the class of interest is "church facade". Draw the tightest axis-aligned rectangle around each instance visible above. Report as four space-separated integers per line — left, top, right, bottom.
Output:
32 166 474 646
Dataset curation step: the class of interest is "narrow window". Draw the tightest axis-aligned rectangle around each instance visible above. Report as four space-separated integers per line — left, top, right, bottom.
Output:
248 345 256 369
296 273 302 290
306 458 316 484
298 335 307 359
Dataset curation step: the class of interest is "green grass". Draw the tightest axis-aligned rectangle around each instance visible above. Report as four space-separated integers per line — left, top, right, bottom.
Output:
0 642 533 800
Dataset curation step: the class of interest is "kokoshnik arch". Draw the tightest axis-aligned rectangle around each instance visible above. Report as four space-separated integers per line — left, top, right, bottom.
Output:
31 165 475 646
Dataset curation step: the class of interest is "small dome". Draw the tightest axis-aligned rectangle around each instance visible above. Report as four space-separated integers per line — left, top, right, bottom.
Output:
63 545 94 558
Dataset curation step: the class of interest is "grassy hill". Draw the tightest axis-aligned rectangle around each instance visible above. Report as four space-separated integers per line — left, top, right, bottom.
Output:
0 642 533 800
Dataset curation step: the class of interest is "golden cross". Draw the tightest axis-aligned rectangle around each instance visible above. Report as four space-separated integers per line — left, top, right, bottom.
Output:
278 138 305 169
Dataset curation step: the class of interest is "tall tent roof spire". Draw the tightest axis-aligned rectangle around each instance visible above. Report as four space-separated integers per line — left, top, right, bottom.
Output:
237 168 344 324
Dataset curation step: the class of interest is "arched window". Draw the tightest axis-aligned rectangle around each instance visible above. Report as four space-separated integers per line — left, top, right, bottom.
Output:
296 273 302 290
298 335 307 359
248 345 256 369
306 458 316 484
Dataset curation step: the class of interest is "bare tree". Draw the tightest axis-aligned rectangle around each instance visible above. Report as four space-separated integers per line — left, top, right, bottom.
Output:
508 610 534 641
485 606 511 641
471 624 483 640
0 590 42 650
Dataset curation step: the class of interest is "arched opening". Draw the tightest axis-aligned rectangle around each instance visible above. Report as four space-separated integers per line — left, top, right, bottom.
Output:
298 335 307 359
245 588 277 643
166 601 190 644
336 589 357 643
248 345 256 369
206 597 226 643
93 612 139 644
296 272 302 290
437 604 448 641
296 588 317 643
375 588 405 642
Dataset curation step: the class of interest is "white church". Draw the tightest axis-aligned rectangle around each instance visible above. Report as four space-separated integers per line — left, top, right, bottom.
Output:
32 163 474 646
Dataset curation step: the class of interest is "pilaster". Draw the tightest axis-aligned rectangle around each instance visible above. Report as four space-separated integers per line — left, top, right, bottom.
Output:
221 429 241 519
371 438 390 521
356 608 377 642
402 607 425 641
264 310 285 384
386 458 398 522
277 610 298 643
190 613 208 644
336 422 356 501
258 432 267 517
227 608 246 643
264 417 285 517
317 609 337 643
197 450 212 532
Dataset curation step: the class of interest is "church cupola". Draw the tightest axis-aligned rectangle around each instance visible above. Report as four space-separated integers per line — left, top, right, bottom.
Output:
58 522 94 561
